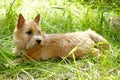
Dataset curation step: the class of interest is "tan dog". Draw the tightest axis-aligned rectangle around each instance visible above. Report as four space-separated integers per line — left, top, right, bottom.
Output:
13 14 109 61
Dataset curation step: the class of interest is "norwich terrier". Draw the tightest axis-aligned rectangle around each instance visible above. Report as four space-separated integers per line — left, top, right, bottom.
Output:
13 14 109 61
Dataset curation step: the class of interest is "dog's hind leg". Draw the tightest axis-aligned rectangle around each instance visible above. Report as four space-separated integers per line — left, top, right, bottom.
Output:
86 29 109 50
91 48 100 58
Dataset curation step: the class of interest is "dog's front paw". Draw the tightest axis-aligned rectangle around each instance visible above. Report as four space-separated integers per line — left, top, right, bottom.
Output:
13 48 20 56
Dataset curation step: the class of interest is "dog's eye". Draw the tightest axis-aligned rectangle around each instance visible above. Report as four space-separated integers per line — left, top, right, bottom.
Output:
26 31 32 35
38 30 41 34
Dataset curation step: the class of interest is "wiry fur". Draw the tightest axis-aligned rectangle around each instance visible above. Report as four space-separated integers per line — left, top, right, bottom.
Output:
13 14 109 61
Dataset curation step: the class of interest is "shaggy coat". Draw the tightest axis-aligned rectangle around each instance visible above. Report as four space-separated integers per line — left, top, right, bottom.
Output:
13 14 109 61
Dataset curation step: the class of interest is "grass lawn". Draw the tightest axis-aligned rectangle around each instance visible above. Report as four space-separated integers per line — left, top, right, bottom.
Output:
0 0 120 80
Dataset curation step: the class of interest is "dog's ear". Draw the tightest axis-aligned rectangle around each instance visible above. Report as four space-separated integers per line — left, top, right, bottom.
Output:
17 14 25 29
34 14 40 25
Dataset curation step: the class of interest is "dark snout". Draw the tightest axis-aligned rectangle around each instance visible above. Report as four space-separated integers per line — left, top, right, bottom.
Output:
36 39 41 44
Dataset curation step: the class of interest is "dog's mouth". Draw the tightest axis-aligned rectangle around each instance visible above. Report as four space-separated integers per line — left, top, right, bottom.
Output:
34 43 40 47
26 42 40 50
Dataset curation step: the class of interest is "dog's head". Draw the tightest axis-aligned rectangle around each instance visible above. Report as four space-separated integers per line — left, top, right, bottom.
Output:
13 14 44 50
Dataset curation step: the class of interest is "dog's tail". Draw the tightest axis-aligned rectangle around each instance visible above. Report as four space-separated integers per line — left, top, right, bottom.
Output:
86 29 109 49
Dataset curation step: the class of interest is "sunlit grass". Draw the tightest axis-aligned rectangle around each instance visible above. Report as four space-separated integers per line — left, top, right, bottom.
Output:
0 0 120 80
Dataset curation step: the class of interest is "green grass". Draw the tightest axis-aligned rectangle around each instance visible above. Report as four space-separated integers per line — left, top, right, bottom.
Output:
0 0 120 80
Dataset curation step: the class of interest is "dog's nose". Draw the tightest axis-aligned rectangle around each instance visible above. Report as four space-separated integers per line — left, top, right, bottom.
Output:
36 39 41 44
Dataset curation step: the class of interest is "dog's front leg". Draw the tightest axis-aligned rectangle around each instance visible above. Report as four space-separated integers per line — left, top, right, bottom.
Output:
13 47 21 56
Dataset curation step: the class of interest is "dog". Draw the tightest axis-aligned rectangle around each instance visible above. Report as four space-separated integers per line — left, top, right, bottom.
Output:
13 14 109 61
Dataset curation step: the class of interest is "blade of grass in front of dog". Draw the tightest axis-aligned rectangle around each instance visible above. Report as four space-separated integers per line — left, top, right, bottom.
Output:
21 69 34 80
72 51 81 80
59 46 81 79
60 46 79 64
